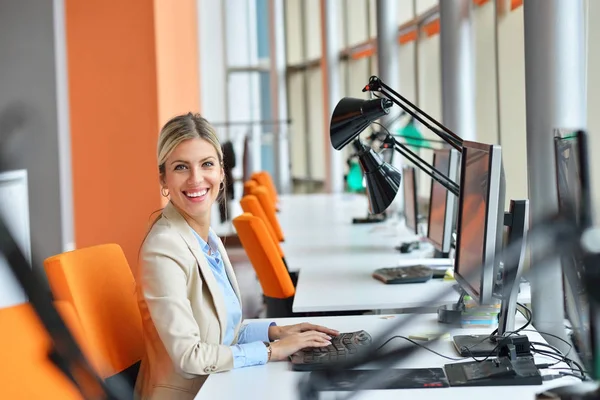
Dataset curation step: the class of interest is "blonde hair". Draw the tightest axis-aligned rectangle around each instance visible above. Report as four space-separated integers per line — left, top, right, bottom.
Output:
158 113 223 176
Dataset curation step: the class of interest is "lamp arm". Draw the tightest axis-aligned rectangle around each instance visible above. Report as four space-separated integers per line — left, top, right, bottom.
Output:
393 133 446 144
392 139 460 197
365 76 463 151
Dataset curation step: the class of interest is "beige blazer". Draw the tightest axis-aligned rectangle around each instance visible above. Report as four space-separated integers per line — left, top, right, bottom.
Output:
134 202 243 400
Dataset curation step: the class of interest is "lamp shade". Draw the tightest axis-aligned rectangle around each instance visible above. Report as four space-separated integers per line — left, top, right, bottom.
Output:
354 141 401 214
330 97 393 150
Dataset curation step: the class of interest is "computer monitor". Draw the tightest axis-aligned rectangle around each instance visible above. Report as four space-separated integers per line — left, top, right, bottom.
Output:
554 129 597 375
402 166 418 235
426 148 459 255
453 141 506 305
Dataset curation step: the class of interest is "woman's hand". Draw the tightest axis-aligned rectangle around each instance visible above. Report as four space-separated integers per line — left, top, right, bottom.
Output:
269 322 339 341
269 331 332 361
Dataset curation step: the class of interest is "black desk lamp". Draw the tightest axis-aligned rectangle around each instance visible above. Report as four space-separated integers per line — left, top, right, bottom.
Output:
330 84 460 215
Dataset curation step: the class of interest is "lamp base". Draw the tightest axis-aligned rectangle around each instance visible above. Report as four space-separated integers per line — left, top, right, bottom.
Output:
352 213 386 224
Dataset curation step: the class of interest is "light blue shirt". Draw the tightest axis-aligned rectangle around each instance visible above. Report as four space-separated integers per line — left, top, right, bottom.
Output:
192 229 274 368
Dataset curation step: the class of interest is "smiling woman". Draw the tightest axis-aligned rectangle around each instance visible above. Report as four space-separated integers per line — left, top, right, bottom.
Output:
134 113 338 400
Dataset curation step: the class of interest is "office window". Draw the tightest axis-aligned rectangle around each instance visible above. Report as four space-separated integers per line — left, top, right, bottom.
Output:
398 0 416 25
307 68 325 181
346 0 370 46
398 41 417 105
285 0 304 64
497 5 528 203
287 71 308 179
304 0 322 60
473 1 499 147
416 31 441 200
416 0 438 15
368 0 377 39
225 0 258 68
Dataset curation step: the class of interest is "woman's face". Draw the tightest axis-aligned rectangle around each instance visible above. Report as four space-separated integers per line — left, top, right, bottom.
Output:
161 138 224 221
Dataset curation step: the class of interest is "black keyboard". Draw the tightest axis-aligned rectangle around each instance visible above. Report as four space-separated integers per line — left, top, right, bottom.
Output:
289 330 372 371
372 265 433 284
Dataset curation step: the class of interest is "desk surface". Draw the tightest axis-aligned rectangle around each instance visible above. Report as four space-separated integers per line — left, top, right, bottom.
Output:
278 193 426 273
293 257 531 313
195 313 577 400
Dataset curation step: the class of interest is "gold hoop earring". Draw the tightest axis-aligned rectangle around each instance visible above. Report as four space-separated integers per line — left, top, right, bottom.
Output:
161 187 170 197
219 181 224 191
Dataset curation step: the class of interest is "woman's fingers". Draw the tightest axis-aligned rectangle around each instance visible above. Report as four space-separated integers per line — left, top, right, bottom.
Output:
300 323 340 336
300 330 331 340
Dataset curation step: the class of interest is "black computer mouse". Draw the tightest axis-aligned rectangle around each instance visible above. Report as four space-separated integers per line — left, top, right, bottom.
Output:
398 241 419 253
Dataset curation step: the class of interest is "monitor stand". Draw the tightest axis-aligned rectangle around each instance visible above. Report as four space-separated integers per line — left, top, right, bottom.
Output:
433 249 450 259
451 200 529 357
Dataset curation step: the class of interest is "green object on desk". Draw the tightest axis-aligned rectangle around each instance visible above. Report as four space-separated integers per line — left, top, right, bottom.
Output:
347 160 364 192
398 121 429 151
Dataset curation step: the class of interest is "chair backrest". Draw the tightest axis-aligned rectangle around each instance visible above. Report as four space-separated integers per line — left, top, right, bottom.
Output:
0 302 91 399
251 171 278 204
239 194 283 256
250 185 285 242
233 213 294 299
243 179 258 197
43 244 143 379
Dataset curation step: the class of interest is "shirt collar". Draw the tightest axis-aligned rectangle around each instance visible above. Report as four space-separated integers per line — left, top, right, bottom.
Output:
190 227 220 255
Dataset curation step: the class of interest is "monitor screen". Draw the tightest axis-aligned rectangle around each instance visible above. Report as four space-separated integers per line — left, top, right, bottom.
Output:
554 130 595 373
427 150 451 251
454 141 505 304
402 166 418 234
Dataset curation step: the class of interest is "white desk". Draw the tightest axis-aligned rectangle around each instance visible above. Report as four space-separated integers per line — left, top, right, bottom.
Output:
277 193 427 273
293 258 530 313
195 313 578 400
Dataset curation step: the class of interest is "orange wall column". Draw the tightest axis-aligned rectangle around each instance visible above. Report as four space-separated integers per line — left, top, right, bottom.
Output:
154 0 201 126
66 1 162 265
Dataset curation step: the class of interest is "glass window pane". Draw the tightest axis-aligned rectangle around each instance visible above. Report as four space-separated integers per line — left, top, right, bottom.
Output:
306 68 325 180
398 0 416 24
498 6 528 202
304 0 322 59
368 0 377 39
287 72 308 178
347 0 369 46
225 0 258 67
416 0 438 15
416 33 441 199
285 0 304 64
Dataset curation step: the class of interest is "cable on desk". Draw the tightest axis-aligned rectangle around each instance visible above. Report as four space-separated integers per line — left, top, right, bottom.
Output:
488 302 533 338
522 328 574 356
531 346 586 380
376 335 463 361
558 371 586 380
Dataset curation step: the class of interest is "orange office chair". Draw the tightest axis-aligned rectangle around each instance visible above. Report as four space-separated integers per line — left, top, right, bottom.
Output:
233 213 295 317
243 179 258 197
239 195 297 286
43 244 143 393
251 185 285 242
251 171 279 207
0 301 99 399
240 194 280 250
